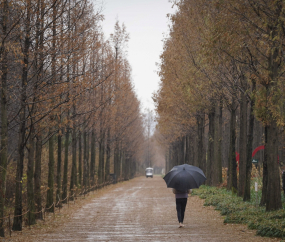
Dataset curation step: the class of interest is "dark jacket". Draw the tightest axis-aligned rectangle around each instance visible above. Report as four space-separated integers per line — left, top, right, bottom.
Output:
172 188 191 194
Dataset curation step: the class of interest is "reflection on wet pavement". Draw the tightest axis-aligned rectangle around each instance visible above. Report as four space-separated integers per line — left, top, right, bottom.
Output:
32 176 279 242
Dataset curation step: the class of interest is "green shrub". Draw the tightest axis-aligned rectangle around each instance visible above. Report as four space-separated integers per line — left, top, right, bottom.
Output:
192 185 285 239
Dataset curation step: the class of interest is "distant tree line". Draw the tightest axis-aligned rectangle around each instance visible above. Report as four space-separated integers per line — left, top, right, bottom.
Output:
0 0 145 237
154 0 285 212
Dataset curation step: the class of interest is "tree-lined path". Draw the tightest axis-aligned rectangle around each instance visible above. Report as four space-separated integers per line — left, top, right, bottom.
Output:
8 176 279 241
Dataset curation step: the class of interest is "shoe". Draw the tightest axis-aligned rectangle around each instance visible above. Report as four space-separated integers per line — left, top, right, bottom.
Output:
179 223 183 228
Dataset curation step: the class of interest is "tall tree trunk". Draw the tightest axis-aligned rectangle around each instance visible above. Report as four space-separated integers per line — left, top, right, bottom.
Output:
105 128 111 182
46 128 55 212
213 100 222 186
34 133 42 219
46 0 58 212
13 0 31 229
206 103 215 185
167 146 170 172
62 127 70 203
90 130 96 185
168 146 172 172
244 79 256 201
266 121 282 210
183 136 186 164
34 0 44 219
99 134 105 184
56 0 65 205
218 102 223 183
113 142 117 181
70 126 77 198
118 142 122 178
197 113 205 172
260 125 268 206
13 116 25 230
238 89 248 197
0 0 8 236
86 132 90 187
124 152 129 180
263 26 282 210
192 135 198 167
27 125 35 225
78 131 82 186
83 131 88 189
165 150 169 174
184 136 188 164
227 100 238 193
56 130 62 206
121 150 125 179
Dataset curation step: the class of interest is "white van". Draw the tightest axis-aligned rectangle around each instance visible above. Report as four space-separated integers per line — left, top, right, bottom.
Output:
145 167 153 178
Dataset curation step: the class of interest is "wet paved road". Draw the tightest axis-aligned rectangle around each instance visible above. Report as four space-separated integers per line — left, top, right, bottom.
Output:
25 176 279 242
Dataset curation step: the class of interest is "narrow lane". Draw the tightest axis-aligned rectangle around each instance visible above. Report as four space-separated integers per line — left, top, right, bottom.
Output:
26 176 278 241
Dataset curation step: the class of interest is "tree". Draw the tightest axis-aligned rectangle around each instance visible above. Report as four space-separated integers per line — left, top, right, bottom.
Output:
0 0 9 235
0 0 146 236
13 0 32 230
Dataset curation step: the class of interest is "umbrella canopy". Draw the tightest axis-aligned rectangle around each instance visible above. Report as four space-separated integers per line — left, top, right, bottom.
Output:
163 164 206 191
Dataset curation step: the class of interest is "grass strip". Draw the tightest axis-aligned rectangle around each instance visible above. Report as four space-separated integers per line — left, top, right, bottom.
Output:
192 185 285 239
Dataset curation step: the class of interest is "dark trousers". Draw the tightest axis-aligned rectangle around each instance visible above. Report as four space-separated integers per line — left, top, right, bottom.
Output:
176 198 187 223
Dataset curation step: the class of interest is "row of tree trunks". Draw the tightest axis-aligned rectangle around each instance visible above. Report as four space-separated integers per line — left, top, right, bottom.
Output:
165 134 195 172
0 1 143 237
157 0 284 212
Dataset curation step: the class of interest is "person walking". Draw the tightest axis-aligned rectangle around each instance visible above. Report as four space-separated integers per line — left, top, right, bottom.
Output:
173 188 191 228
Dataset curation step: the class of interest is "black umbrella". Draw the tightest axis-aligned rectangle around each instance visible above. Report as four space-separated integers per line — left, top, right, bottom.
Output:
163 164 206 191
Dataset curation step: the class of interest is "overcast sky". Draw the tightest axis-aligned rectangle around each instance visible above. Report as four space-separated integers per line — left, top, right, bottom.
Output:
94 0 176 112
